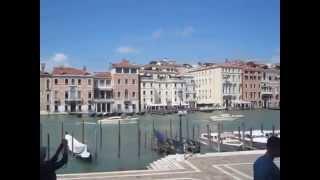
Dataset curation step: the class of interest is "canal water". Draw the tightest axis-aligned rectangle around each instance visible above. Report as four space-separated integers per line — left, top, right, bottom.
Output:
40 110 279 174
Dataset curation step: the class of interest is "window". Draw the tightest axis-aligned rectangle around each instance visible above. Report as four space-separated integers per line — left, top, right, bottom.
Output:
54 91 58 98
71 79 75 85
88 92 92 98
132 92 135 97
143 83 145 87
116 68 122 73
258 76 261 80
258 92 261 98
54 79 58 85
174 83 176 87
151 98 153 102
124 68 129 73
143 91 146 95
65 79 68 85
151 83 153 87
159 98 161 103
125 104 129 109
55 105 58 112
143 98 146 102
174 98 177 102
46 79 50 89
269 76 272 81
78 91 81 98
125 79 128 84
253 76 256 80
88 105 92 111
118 92 121 97
87 79 91 85
65 105 68 111
250 92 252 98
254 92 256 99
150 91 153 95
65 91 68 99
117 79 120 84
159 83 161 88
166 91 168 95
46 105 50 111
125 89 128 97
159 91 161 95
245 84 247 88
78 79 81 85
78 105 82 111
175 91 176 95
46 94 50 101
132 104 136 110
132 79 135 84
131 68 137 73
245 92 247 98
254 84 256 88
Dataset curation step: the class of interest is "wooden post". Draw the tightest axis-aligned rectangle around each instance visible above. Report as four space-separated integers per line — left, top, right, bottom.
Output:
192 125 195 140
197 124 200 141
61 120 64 140
144 130 147 150
238 126 241 141
47 134 50 160
118 120 121 158
241 122 245 142
206 124 211 148
250 128 253 148
186 116 189 140
217 122 221 152
138 119 141 158
260 123 264 133
82 119 85 143
179 115 182 143
170 119 173 138
40 123 43 147
95 126 98 161
272 124 275 136
71 131 74 157
100 121 102 149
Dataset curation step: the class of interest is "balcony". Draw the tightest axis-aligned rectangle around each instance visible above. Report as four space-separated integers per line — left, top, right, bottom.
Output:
96 84 113 90
65 97 82 102
93 98 113 103
261 90 272 95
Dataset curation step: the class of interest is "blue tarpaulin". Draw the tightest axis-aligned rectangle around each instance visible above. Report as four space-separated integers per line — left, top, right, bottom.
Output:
154 130 166 143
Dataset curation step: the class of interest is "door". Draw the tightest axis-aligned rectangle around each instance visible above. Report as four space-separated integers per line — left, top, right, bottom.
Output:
70 102 76 112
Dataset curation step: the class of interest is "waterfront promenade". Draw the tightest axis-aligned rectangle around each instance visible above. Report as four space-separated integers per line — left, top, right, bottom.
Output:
58 150 280 180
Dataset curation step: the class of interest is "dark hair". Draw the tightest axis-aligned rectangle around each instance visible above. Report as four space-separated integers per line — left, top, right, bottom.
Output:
267 136 280 149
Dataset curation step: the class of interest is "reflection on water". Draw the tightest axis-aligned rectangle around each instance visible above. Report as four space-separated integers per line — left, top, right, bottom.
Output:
40 110 279 174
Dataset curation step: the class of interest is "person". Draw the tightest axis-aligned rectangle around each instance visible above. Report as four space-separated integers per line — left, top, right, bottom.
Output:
253 136 280 180
40 139 68 180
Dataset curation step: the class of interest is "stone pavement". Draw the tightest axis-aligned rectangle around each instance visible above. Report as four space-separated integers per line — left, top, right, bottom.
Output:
58 150 280 180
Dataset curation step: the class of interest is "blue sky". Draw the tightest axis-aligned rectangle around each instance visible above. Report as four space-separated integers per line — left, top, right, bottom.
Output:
41 0 280 71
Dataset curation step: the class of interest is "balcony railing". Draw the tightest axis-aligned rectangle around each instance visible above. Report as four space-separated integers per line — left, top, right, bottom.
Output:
96 85 113 90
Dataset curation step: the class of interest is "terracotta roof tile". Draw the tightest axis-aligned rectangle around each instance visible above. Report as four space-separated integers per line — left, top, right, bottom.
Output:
94 72 111 79
112 59 139 68
52 67 91 76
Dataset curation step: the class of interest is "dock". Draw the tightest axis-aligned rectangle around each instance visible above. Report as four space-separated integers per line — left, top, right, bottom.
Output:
57 150 280 180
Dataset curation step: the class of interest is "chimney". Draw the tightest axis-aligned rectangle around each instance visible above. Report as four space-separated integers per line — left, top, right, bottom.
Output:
41 63 45 72
83 66 87 71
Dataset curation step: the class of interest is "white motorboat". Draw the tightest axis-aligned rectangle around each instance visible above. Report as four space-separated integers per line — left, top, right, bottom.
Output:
97 116 138 124
200 133 243 148
177 110 188 115
232 130 280 147
65 134 92 161
210 114 244 121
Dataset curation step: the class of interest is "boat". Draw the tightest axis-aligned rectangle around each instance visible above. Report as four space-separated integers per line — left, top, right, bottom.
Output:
232 130 280 149
177 110 188 115
209 114 244 121
88 112 96 117
65 133 92 161
97 115 138 124
199 107 215 113
200 132 244 151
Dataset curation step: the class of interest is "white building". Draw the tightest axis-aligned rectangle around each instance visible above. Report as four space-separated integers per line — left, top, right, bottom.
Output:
93 72 114 113
139 61 196 112
188 64 242 108
261 68 280 108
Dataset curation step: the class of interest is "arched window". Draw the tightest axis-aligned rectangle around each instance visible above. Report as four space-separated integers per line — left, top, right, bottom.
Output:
125 89 128 97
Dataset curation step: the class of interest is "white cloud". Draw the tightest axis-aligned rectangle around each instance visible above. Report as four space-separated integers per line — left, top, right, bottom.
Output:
152 29 163 39
41 53 70 71
180 26 195 37
115 46 138 54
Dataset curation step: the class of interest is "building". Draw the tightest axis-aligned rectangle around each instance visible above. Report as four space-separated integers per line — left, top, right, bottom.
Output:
240 62 263 108
139 60 196 112
260 67 280 108
189 63 243 109
93 72 114 113
51 66 94 113
40 63 52 114
111 60 140 113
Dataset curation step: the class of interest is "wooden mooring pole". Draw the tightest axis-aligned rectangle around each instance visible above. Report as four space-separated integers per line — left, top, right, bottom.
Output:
170 119 173 138
192 124 195 140
261 123 264 133
71 131 74 157
250 128 253 148
61 120 64 140
82 119 85 143
186 116 189 140
118 120 121 158
217 122 221 152
206 124 211 148
241 122 245 142
100 121 102 149
47 133 50 160
179 115 182 143
40 123 43 147
144 130 147 150
138 120 141 158
272 124 275 136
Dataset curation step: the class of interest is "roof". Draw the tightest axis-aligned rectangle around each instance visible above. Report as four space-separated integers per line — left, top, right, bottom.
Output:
52 67 91 76
112 59 139 68
94 72 111 79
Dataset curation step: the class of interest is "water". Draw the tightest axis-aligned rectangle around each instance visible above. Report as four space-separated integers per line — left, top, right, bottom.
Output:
40 110 279 174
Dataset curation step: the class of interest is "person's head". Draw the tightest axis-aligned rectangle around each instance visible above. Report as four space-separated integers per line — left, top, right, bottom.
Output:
40 147 47 162
266 136 280 158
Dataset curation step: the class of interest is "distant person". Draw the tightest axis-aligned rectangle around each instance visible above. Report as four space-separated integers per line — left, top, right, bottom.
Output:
40 139 68 180
253 136 280 180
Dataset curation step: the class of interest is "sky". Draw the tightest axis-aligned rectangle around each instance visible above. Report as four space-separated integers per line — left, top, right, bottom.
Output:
40 0 280 71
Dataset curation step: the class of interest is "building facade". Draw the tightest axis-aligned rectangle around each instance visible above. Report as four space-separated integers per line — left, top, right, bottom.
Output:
139 60 196 112
93 72 114 113
51 67 94 113
261 68 280 108
189 63 242 108
111 60 140 113
40 64 52 113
